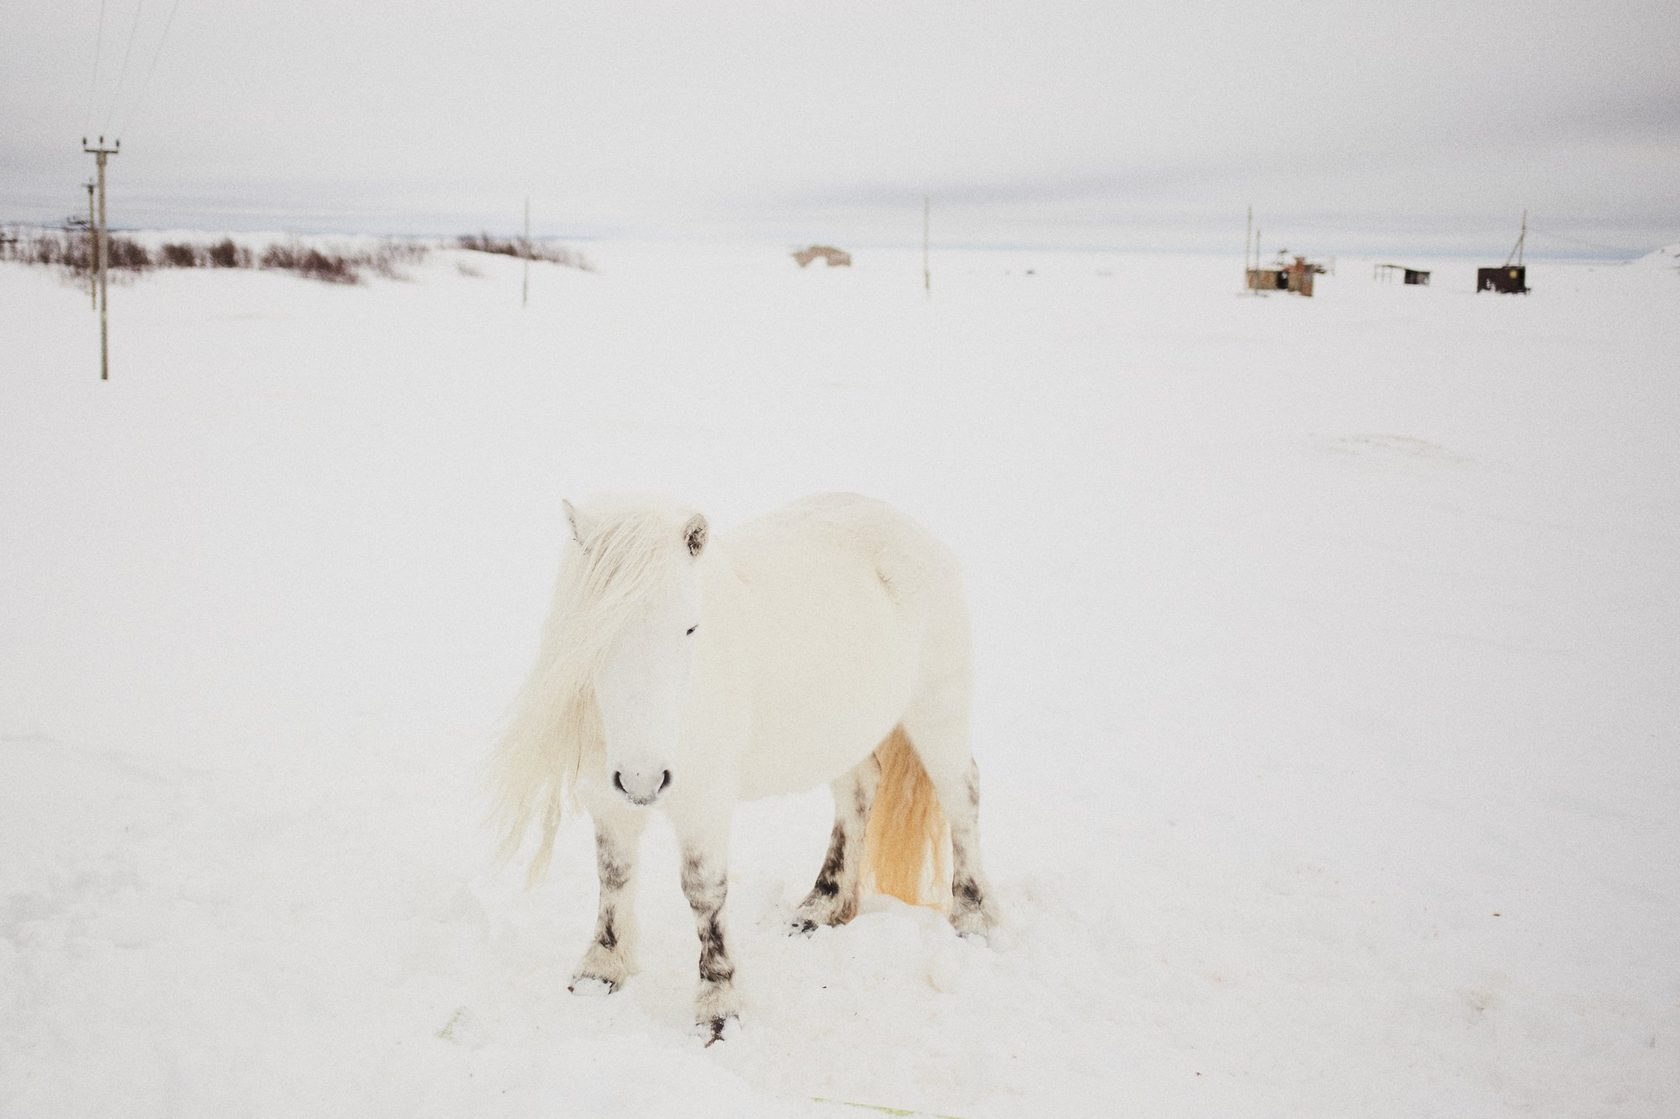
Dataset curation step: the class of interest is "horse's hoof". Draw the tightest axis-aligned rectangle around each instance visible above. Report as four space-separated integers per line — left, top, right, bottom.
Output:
949 906 997 942
697 1013 739 1046
567 975 617 997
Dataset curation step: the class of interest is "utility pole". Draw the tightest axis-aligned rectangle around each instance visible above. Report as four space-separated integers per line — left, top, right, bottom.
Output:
86 180 97 309
1236 204 1249 292
522 196 530 309
922 195 931 297
82 135 118 381
1503 209 1528 268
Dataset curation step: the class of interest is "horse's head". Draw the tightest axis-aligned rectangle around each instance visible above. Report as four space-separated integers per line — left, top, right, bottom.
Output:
566 498 709 809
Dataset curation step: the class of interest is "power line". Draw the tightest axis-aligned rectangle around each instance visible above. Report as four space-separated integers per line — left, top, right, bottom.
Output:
85 0 109 137
115 0 186 140
102 0 146 136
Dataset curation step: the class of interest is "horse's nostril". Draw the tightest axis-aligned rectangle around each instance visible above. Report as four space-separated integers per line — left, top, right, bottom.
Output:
659 769 672 793
612 771 626 794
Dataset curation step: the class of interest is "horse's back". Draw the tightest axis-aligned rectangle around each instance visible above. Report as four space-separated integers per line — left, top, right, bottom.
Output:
732 493 957 596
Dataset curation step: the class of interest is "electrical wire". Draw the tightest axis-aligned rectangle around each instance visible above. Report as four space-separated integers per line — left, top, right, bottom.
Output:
85 0 109 138
102 0 145 137
115 0 186 141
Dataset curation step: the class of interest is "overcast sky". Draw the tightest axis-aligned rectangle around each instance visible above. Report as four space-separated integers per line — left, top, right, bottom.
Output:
4 1 1676 255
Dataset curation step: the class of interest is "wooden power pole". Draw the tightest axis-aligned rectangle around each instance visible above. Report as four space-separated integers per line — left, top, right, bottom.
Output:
922 195 931 297
86 180 98 309
85 180 99 307
82 136 118 380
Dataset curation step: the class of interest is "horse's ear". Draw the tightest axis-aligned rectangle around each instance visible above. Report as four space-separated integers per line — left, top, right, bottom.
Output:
563 499 593 548
683 513 708 558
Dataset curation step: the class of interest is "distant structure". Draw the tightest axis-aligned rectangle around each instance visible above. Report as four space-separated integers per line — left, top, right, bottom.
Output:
1374 263 1431 285
1248 254 1325 297
1477 264 1527 294
1478 211 1530 294
792 245 851 268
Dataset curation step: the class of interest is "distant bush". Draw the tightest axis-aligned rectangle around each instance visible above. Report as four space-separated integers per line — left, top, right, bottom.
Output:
206 238 250 268
260 242 358 284
0 229 427 285
364 239 429 280
7 229 153 272
457 232 594 271
108 238 152 271
161 242 201 268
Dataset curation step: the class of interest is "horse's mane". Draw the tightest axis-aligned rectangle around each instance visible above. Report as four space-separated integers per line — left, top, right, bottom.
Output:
491 501 695 883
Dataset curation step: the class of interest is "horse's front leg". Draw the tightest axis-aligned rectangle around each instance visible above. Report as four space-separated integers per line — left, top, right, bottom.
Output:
677 820 740 1044
568 806 645 995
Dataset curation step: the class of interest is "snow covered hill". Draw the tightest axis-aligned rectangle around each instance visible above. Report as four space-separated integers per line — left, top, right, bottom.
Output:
2 243 1676 1117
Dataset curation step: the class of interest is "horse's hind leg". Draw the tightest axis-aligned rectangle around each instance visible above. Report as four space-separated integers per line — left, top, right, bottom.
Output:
902 700 1000 938
791 754 881 934
568 802 646 994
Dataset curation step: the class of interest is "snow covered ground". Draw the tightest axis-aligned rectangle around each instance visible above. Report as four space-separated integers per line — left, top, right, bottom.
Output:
2 240 1676 1117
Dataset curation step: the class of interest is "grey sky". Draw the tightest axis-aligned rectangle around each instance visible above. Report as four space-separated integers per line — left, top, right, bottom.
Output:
4 1 1676 255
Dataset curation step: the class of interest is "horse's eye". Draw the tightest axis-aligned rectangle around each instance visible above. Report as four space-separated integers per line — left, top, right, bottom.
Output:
686 625 698 636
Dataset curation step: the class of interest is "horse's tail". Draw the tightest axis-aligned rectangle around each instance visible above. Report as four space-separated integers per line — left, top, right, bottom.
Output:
864 725 948 906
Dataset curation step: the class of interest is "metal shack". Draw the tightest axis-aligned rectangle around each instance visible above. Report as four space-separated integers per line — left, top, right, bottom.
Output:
1479 212 1531 294
1477 265 1528 294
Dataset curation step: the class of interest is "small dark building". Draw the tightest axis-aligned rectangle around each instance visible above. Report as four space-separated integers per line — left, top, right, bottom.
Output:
1477 265 1528 294
1375 263 1431 286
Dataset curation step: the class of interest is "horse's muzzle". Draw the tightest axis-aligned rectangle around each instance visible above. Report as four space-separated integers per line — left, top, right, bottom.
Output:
613 767 672 807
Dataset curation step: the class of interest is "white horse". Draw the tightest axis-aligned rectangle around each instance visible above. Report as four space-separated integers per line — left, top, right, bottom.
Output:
492 493 998 1041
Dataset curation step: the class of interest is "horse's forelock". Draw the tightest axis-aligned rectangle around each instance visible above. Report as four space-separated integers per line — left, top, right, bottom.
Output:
570 507 692 641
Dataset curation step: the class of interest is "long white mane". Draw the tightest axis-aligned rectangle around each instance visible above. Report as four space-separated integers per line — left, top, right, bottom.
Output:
492 501 696 882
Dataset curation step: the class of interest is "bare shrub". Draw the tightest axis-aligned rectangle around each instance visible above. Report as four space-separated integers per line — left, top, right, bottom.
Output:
4 229 426 286
106 237 152 271
260 242 359 284
160 242 201 268
24 230 151 272
206 238 250 268
457 232 594 271
364 238 429 281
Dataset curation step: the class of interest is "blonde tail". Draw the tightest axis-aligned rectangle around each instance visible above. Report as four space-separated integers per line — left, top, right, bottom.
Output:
863 725 948 906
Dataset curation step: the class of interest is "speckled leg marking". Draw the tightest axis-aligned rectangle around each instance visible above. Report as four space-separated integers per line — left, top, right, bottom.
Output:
681 846 740 1044
792 756 880 933
940 759 998 938
569 816 642 994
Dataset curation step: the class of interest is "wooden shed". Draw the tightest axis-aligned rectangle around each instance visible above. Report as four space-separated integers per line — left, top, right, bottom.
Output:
1374 263 1430 285
1247 255 1322 297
